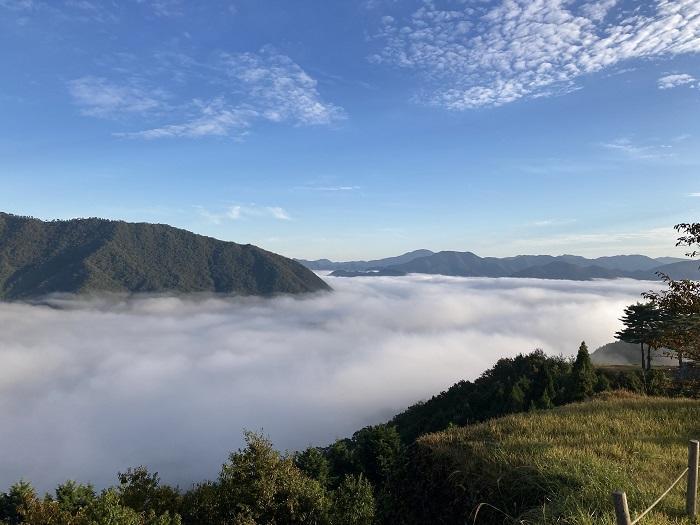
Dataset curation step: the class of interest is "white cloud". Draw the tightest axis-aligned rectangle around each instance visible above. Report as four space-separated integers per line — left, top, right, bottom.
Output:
602 137 673 160
529 219 576 227
220 49 346 126
372 0 700 109
138 0 184 17
298 185 361 192
580 0 617 22
658 73 696 89
689 192 700 197
0 0 34 10
67 76 168 118
197 204 292 223
116 98 255 139
266 206 291 220
0 276 656 491
89 48 344 139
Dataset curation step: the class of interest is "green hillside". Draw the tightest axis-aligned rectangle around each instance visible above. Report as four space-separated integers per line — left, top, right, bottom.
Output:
0 213 330 299
387 393 700 524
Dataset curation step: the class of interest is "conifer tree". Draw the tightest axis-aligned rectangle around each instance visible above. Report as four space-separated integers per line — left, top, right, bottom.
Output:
569 341 595 401
616 302 664 371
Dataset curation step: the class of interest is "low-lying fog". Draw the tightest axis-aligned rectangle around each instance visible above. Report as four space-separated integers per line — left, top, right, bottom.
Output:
0 275 657 491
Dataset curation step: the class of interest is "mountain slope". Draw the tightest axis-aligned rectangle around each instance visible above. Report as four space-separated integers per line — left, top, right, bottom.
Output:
590 341 678 367
0 213 330 299
510 260 625 280
646 260 700 280
389 251 508 277
562 254 684 272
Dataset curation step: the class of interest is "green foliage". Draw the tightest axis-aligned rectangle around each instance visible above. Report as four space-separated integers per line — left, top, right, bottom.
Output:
568 341 595 401
178 482 219 525
55 480 96 513
616 302 666 370
0 212 330 300
389 350 574 443
643 275 700 364
217 431 330 525
593 370 611 393
83 489 182 525
117 467 181 517
329 475 375 525
675 222 700 259
7 486 181 525
295 447 332 488
0 482 36 525
348 425 403 486
326 440 355 486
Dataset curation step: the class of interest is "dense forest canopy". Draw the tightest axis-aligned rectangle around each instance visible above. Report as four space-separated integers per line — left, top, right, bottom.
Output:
0 212 329 300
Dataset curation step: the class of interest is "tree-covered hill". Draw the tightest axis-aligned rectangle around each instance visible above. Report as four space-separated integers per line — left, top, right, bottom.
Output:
0 212 330 300
591 341 678 367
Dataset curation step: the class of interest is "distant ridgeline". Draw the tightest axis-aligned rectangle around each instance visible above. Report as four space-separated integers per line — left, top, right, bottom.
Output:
0 212 330 300
299 250 698 281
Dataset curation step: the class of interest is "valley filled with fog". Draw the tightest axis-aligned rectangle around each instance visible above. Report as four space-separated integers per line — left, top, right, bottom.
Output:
0 275 659 491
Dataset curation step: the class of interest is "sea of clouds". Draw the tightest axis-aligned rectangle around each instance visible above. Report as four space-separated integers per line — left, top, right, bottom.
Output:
0 274 658 492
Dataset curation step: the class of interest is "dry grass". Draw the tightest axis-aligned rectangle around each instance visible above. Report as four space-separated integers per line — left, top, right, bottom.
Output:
418 392 700 524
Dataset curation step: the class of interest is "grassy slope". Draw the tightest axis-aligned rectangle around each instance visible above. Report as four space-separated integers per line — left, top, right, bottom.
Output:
392 393 700 524
0 213 330 299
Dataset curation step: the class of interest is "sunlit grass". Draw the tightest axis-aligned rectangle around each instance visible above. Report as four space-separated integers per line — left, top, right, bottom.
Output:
419 392 700 524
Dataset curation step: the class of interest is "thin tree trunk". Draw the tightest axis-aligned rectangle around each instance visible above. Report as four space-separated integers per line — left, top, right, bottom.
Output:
641 343 645 371
647 345 652 371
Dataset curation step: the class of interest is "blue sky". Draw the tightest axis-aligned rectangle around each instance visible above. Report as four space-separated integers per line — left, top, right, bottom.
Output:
1 0 699 260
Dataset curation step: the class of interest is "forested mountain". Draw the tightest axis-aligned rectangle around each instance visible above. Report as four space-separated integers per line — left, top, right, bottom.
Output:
304 249 695 281
0 213 330 300
510 261 625 280
296 249 434 271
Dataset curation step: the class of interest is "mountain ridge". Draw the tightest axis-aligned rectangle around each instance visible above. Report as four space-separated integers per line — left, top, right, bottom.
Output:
0 212 330 300
301 250 695 281
296 249 434 272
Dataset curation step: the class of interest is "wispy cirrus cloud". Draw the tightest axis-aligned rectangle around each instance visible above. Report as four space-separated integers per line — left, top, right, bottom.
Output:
137 0 183 17
67 76 169 118
72 48 345 139
601 137 673 160
529 219 576 228
370 0 700 109
0 0 210 19
0 0 34 9
658 73 697 89
220 50 345 126
197 204 292 224
296 185 361 192
115 98 256 139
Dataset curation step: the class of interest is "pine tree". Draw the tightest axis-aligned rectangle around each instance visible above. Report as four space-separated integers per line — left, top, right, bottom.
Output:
616 302 664 371
569 341 595 401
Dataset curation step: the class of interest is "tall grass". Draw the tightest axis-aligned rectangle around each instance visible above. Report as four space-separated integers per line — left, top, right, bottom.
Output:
414 392 700 524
